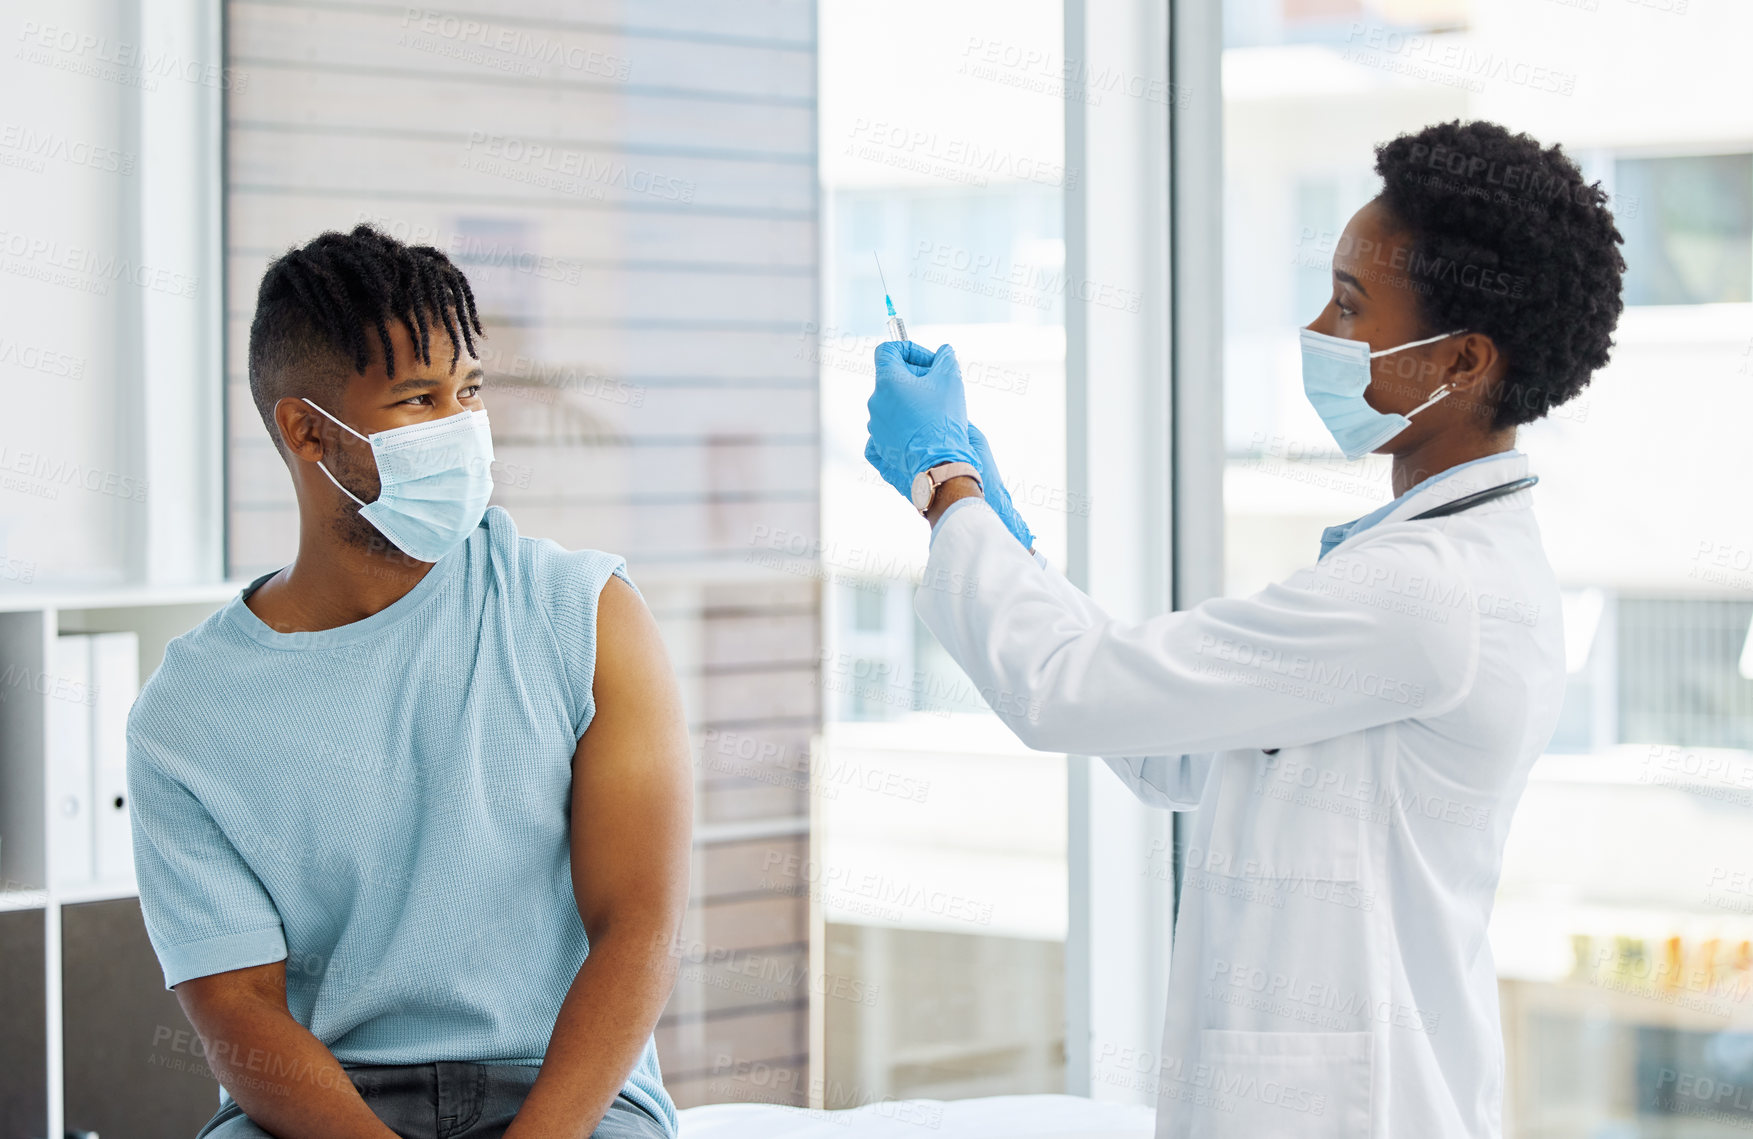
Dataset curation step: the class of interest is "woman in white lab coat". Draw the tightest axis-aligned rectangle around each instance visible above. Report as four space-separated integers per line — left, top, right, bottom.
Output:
863 120 1627 1138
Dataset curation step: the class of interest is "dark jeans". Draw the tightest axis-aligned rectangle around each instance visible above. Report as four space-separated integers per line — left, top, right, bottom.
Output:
192 1062 670 1139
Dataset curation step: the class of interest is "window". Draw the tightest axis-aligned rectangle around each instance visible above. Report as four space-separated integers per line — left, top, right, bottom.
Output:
1 0 224 588
818 0 1070 1106
1618 597 1753 749
1617 154 1753 306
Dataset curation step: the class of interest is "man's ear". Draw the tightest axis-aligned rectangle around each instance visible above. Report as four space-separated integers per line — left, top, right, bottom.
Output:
274 397 328 463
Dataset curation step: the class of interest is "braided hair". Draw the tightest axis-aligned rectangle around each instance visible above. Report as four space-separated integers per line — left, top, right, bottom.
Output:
247 223 486 448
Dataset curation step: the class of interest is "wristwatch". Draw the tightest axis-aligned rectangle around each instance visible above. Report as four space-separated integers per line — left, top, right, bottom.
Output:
909 461 982 514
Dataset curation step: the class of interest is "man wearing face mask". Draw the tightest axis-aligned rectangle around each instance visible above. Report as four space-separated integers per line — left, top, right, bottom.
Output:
863 121 1626 1137
125 225 690 1139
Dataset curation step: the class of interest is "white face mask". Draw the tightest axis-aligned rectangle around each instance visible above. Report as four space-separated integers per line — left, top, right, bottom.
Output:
303 398 495 562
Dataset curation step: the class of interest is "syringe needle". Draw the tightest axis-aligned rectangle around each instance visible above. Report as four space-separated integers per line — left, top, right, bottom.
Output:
874 251 907 343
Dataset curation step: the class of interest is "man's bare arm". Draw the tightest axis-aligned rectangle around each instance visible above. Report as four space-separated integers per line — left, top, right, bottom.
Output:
175 961 398 1139
506 574 694 1138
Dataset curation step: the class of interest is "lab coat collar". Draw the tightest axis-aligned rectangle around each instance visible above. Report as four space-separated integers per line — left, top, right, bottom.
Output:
1318 449 1531 560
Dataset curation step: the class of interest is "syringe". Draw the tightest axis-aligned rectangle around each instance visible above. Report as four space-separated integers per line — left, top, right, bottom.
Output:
874 253 907 344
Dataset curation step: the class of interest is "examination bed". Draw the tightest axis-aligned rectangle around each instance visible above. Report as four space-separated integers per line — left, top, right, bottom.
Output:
678 1094 1156 1138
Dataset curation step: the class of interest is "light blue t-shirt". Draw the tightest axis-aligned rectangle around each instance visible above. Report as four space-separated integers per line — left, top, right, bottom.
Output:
125 506 677 1132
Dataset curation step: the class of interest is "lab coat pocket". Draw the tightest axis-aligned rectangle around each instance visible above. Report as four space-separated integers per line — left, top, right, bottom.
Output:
1199 749 1363 882
1188 1029 1373 1139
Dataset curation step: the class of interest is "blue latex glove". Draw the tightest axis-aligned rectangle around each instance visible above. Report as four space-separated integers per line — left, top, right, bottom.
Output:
865 341 978 498
966 422 1035 553
863 434 911 500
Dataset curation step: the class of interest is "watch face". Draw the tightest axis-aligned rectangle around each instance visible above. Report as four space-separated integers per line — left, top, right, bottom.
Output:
910 470 934 511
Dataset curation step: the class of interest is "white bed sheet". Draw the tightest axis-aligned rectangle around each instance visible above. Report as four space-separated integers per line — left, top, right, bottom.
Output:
678 1094 1156 1139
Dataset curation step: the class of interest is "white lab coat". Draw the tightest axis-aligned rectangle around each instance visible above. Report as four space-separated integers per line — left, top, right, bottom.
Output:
915 450 1565 1139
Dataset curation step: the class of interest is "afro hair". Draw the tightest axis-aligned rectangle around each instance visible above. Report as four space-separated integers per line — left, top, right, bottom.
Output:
1373 120 1626 429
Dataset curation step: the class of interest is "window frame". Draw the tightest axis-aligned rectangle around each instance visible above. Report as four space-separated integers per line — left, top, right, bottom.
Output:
1059 0 1225 1103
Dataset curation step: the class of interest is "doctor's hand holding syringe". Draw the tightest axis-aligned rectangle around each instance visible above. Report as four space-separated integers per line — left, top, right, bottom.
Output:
863 256 1036 551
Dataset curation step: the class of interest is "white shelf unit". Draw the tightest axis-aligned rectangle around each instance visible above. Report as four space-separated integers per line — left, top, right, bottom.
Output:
0 582 248 1139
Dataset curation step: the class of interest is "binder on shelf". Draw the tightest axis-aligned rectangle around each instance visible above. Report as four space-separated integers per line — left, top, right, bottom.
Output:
47 635 94 888
45 631 142 891
90 631 139 883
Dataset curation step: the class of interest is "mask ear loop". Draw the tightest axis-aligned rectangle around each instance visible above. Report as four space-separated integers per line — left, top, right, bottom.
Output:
301 397 371 508
1405 384 1454 418
1373 329 1468 419
1367 328 1468 359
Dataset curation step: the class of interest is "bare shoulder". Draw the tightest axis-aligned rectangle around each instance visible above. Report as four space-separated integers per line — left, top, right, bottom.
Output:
595 574 658 652
591 574 674 703
595 572 646 624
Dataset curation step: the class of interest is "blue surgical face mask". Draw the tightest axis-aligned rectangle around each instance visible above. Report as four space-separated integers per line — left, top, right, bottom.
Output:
1299 327 1465 461
302 398 495 562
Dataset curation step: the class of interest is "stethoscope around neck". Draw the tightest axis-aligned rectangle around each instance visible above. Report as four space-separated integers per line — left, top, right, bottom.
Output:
1259 472 1538 757
1405 474 1538 520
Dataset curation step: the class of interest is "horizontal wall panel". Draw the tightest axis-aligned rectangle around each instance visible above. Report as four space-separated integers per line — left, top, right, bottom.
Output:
700 664 821 725
691 836 807 901
334 0 817 42
225 253 814 334
678 894 808 956
657 1009 808 1088
227 196 816 269
666 945 812 1021
228 130 813 214
224 451 820 514
226 500 820 572
489 440 820 501
232 3 815 100
500 500 818 562
226 431 818 504
700 581 821 614
696 725 814 783
223 349 817 436
697 780 809 824
224 318 821 382
232 66 815 156
665 1063 810 1111
481 327 823 376
703 613 820 669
